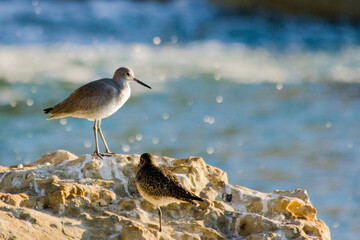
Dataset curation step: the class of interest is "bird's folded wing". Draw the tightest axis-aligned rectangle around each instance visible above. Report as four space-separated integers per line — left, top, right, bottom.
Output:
51 80 117 114
144 167 194 199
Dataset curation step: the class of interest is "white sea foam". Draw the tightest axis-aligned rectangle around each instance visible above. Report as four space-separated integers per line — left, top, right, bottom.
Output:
0 42 359 90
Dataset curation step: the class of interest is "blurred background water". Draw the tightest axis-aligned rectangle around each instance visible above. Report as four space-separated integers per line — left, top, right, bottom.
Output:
1 0 360 238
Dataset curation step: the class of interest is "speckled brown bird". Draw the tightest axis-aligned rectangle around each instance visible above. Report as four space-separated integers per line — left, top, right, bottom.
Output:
135 153 203 232
43 67 151 158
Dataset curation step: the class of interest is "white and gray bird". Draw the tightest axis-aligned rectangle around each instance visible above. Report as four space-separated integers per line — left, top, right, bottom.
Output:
135 153 204 232
43 67 151 158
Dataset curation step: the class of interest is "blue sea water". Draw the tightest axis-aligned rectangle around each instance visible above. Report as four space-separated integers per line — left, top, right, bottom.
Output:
1 0 360 238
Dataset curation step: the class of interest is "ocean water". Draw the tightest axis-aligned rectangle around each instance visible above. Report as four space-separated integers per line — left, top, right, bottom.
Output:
1 0 360 239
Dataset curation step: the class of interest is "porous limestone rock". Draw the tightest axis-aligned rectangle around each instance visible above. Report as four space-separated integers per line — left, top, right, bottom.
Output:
0 150 330 239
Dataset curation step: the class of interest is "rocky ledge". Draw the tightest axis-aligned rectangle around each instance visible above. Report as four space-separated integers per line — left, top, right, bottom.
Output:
0 150 330 239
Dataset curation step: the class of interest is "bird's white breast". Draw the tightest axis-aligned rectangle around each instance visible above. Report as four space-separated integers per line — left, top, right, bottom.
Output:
86 82 131 120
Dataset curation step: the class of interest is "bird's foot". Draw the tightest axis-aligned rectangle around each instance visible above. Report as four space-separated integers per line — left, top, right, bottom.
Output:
93 151 104 159
93 151 114 159
104 151 115 156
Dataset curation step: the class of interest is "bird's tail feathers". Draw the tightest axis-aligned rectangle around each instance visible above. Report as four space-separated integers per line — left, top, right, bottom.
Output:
191 195 204 202
43 107 53 114
43 107 62 120
183 194 204 206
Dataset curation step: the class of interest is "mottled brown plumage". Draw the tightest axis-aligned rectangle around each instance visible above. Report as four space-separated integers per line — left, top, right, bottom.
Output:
43 67 151 158
135 153 203 232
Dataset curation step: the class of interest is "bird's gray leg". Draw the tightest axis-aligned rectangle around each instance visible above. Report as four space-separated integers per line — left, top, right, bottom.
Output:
158 207 162 232
93 120 102 159
97 119 112 154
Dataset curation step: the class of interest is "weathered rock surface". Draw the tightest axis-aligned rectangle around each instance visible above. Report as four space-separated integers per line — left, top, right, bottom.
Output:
0 150 330 239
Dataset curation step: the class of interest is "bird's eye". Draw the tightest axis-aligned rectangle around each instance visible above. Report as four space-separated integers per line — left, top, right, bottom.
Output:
125 72 130 76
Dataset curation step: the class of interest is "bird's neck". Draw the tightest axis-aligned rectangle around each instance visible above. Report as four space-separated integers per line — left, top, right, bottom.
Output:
113 79 129 89
141 162 157 169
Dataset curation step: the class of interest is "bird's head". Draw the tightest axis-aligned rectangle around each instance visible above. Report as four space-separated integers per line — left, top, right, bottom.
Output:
113 67 151 89
139 153 157 168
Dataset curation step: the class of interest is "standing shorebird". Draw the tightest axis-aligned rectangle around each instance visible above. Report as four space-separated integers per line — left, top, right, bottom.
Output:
135 153 204 232
43 67 151 158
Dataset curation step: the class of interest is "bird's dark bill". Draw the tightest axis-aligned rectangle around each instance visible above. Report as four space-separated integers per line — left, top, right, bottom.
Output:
134 78 151 89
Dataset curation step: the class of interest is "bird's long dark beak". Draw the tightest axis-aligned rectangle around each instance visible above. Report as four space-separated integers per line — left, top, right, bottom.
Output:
134 78 151 89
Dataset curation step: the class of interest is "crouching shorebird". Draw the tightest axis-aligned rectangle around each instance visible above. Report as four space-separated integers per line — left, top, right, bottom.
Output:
43 67 151 158
135 153 204 232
